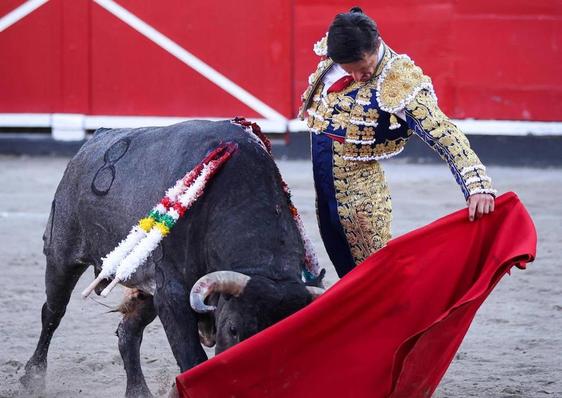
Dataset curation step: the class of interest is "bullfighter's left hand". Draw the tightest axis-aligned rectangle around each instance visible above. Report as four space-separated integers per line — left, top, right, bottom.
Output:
466 193 495 222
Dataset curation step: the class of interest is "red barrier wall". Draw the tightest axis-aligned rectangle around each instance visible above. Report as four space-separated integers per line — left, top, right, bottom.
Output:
1 0 561 121
294 0 562 121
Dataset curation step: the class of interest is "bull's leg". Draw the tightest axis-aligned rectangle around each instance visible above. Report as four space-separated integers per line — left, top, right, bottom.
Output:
153 267 207 372
20 261 88 392
116 289 157 398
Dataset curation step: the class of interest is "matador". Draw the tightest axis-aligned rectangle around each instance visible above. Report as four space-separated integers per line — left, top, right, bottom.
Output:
299 7 497 277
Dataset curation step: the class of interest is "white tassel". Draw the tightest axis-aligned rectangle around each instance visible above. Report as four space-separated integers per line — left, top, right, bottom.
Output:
100 228 165 297
99 226 146 279
165 174 191 200
103 165 216 296
87 142 238 299
178 166 212 208
115 228 163 282
81 226 146 298
168 208 180 220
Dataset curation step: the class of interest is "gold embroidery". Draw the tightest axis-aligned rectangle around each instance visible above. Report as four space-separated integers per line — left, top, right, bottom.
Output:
299 59 335 119
378 56 433 113
350 104 366 118
356 86 373 104
302 43 412 161
300 43 394 123
306 82 334 133
342 136 409 161
331 112 349 131
362 127 375 140
346 124 361 140
406 90 494 195
359 145 373 157
332 142 392 264
337 97 353 112
365 109 379 120
312 117 329 133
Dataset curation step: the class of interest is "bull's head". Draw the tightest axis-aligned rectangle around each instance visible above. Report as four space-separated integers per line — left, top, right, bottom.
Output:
190 271 323 353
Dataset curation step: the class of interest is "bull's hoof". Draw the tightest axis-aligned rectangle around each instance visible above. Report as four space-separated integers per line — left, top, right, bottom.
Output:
19 362 46 394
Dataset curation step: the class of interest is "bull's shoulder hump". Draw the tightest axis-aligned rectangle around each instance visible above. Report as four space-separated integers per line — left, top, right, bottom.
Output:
70 119 263 169
163 120 264 148
71 127 133 164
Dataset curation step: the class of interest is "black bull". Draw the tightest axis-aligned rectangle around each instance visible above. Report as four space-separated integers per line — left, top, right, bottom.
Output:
21 120 322 397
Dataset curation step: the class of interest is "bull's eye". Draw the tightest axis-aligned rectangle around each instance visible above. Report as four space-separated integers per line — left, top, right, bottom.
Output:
229 325 238 336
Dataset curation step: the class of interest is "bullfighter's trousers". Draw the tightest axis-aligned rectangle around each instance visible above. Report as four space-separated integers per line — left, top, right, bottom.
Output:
311 133 392 278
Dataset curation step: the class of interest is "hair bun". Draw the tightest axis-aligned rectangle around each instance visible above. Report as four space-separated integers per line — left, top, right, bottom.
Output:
349 6 363 14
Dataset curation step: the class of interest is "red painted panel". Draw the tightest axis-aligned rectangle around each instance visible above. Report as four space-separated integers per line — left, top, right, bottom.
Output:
293 1 562 121
363 3 457 115
0 0 61 113
451 16 562 120
90 0 291 118
0 1 28 17
59 0 91 113
455 0 562 16
293 1 459 116
90 4 258 117
452 18 561 87
292 2 346 114
453 85 562 121
0 1 561 122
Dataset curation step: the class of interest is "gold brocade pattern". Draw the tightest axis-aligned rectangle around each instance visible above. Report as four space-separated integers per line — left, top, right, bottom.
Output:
377 56 433 114
341 133 411 161
299 59 335 119
302 44 413 161
405 90 494 196
332 142 392 264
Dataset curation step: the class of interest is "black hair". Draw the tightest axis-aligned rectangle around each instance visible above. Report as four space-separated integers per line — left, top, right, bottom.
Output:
327 7 379 64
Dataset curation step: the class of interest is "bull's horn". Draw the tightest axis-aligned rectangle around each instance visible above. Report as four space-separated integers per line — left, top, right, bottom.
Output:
190 271 251 313
306 286 325 300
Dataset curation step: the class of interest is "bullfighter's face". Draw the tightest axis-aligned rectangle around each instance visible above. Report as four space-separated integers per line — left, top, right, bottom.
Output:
339 44 380 83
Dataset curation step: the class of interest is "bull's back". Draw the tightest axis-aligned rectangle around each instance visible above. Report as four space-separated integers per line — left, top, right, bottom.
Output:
44 120 263 265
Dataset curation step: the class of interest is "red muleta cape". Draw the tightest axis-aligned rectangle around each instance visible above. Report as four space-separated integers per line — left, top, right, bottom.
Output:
176 192 537 398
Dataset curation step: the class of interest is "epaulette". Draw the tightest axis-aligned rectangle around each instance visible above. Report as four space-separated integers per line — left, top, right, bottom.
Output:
376 55 435 114
298 58 334 120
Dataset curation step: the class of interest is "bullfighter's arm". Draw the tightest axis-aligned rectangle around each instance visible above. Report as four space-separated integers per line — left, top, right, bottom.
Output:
377 55 497 201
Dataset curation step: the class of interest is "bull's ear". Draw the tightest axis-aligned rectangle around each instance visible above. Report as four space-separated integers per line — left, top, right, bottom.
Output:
197 314 216 347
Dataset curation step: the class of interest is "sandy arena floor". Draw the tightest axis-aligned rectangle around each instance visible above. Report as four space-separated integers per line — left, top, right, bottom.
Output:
0 155 561 397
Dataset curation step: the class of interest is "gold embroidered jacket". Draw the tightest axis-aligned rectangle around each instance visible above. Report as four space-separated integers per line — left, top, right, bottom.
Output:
299 42 496 200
